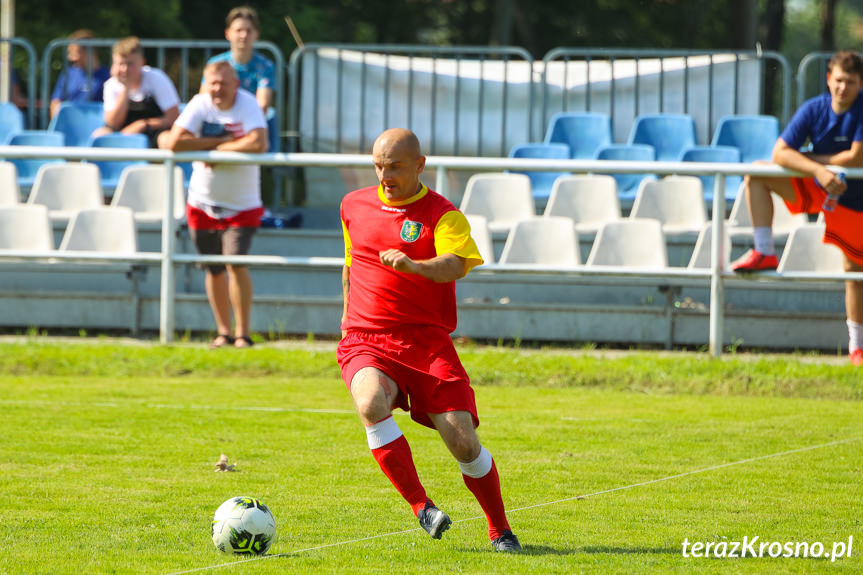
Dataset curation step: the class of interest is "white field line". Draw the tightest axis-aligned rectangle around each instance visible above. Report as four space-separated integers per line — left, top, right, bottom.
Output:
163 435 862 575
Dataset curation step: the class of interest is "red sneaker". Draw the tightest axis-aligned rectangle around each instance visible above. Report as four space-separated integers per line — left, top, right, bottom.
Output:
850 349 863 366
731 249 779 272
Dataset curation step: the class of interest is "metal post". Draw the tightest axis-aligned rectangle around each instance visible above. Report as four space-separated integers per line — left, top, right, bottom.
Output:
435 165 448 202
709 173 726 357
159 159 177 343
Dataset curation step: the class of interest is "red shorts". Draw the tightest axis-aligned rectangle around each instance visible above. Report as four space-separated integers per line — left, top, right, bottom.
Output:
186 205 265 231
337 326 478 430
789 178 863 265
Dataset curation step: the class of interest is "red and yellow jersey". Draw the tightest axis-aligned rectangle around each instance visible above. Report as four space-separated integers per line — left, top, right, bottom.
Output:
340 183 483 333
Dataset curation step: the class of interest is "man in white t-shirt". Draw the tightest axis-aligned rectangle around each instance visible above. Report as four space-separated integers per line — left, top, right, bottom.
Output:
160 60 268 349
92 36 180 147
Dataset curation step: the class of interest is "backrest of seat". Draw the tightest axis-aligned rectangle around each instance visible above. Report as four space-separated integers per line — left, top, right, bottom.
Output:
88 133 149 149
679 145 743 201
711 115 780 163
0 102 24 144
594 144 656 197
508 143 570 201
586 219 668 268
465 214 494 264
0 204 53 251
6 130 66 180
543 175 620 229
777 224 845 272
499 217 580 265
48 102 105 147
687 222 732 269
27 163 103 211
460 173 534 226
544 112 612 159
629 176 706 230
59 206 137 253
111 165 186 220
0 161 20 205
627 114 697 162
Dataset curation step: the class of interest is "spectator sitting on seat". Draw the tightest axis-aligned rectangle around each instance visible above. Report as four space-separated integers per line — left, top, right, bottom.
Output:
159 60 268 349
92 36 180 147
205 5 274 113
49 29 111 119
731 50 863 367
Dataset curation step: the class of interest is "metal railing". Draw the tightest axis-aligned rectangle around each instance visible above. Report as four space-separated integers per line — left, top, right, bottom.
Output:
288 44 535 156
40 38 285 136
1 145 861 357
796 51 835 109
0 37 38 128
540 48 792 143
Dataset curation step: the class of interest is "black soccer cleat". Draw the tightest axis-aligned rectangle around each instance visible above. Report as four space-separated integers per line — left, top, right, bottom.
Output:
417 501 452 540
491 530 522 552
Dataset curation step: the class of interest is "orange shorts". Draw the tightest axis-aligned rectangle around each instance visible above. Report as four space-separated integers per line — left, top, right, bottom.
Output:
337 326 478 430
789 178 863 265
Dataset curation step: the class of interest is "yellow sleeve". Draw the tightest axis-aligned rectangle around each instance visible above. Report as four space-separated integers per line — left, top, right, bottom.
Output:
341 218 352 266
434 210 484 274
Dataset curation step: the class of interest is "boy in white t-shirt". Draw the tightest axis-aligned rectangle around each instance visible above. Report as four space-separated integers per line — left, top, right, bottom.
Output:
92 36 180 147
160 60 268 349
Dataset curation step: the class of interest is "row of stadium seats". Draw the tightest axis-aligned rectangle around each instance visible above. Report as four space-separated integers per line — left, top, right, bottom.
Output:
469 213 842 273
459 173 809 240
510 113 779 200
0 161 185 228
0 204 139 253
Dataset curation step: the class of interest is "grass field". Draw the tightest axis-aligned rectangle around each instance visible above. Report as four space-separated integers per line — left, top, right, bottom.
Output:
0 338 860 574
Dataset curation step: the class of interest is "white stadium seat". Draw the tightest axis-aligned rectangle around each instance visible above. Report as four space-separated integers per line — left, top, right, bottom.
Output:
498 216 580 265
777 224 845 273
0 161 20 205
0 204 53 251
629 176 706 235
586 219 668 268
110 165 186 228
543 174 620 234
459 173 535 234
465 214 494 265
59 207 137 253
687 222 732 269
27 163 103 222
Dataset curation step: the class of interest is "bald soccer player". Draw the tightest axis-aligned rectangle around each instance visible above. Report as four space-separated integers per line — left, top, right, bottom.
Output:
337 128 521 552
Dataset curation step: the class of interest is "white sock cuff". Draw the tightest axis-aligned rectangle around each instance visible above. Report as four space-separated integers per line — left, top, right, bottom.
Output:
846 319 863 328
459 446 493 478
365 416 403 450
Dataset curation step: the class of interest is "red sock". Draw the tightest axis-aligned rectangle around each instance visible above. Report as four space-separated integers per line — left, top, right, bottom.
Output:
371 435 430 516
462 459 510 540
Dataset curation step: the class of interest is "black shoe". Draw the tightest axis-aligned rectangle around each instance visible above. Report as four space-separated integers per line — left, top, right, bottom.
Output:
417 501 451 540
491 530 522 552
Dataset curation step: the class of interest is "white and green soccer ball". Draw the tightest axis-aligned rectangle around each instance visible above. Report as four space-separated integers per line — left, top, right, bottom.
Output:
211 496 276 555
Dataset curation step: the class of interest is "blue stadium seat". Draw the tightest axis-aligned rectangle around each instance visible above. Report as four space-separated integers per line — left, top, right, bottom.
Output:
627 114 696 162
711 114 779 163
508 142 570 202
594 144 656 200
679 145 742 202
5 130 65 189
48 102 104 147
0 102 25 144
87 133 149 192
544 112 612 159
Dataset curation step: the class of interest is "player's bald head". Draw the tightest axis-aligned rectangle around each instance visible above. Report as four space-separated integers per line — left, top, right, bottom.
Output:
373 128 422 159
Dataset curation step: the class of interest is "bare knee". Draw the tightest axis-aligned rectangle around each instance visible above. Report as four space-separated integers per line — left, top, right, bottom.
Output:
430 411 481 462
350 368 397 424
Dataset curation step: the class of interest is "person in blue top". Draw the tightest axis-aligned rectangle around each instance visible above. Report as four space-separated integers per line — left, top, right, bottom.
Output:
49 30 111 119
732 50 863 366
207 6 274 113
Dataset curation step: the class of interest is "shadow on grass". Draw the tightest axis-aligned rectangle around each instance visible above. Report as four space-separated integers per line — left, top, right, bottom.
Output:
478 544 680 556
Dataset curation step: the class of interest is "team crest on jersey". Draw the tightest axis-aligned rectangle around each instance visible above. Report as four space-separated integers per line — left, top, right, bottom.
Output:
400 220 423 242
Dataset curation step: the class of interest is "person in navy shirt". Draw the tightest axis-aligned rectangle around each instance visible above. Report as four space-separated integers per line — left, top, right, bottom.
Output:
49 30 110 118
732 50 863 366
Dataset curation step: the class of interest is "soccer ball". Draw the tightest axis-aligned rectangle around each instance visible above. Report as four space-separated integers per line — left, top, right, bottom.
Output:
211 496 276 555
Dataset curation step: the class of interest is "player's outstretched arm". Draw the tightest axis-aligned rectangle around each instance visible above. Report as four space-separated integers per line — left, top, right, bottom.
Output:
379 250 466 283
